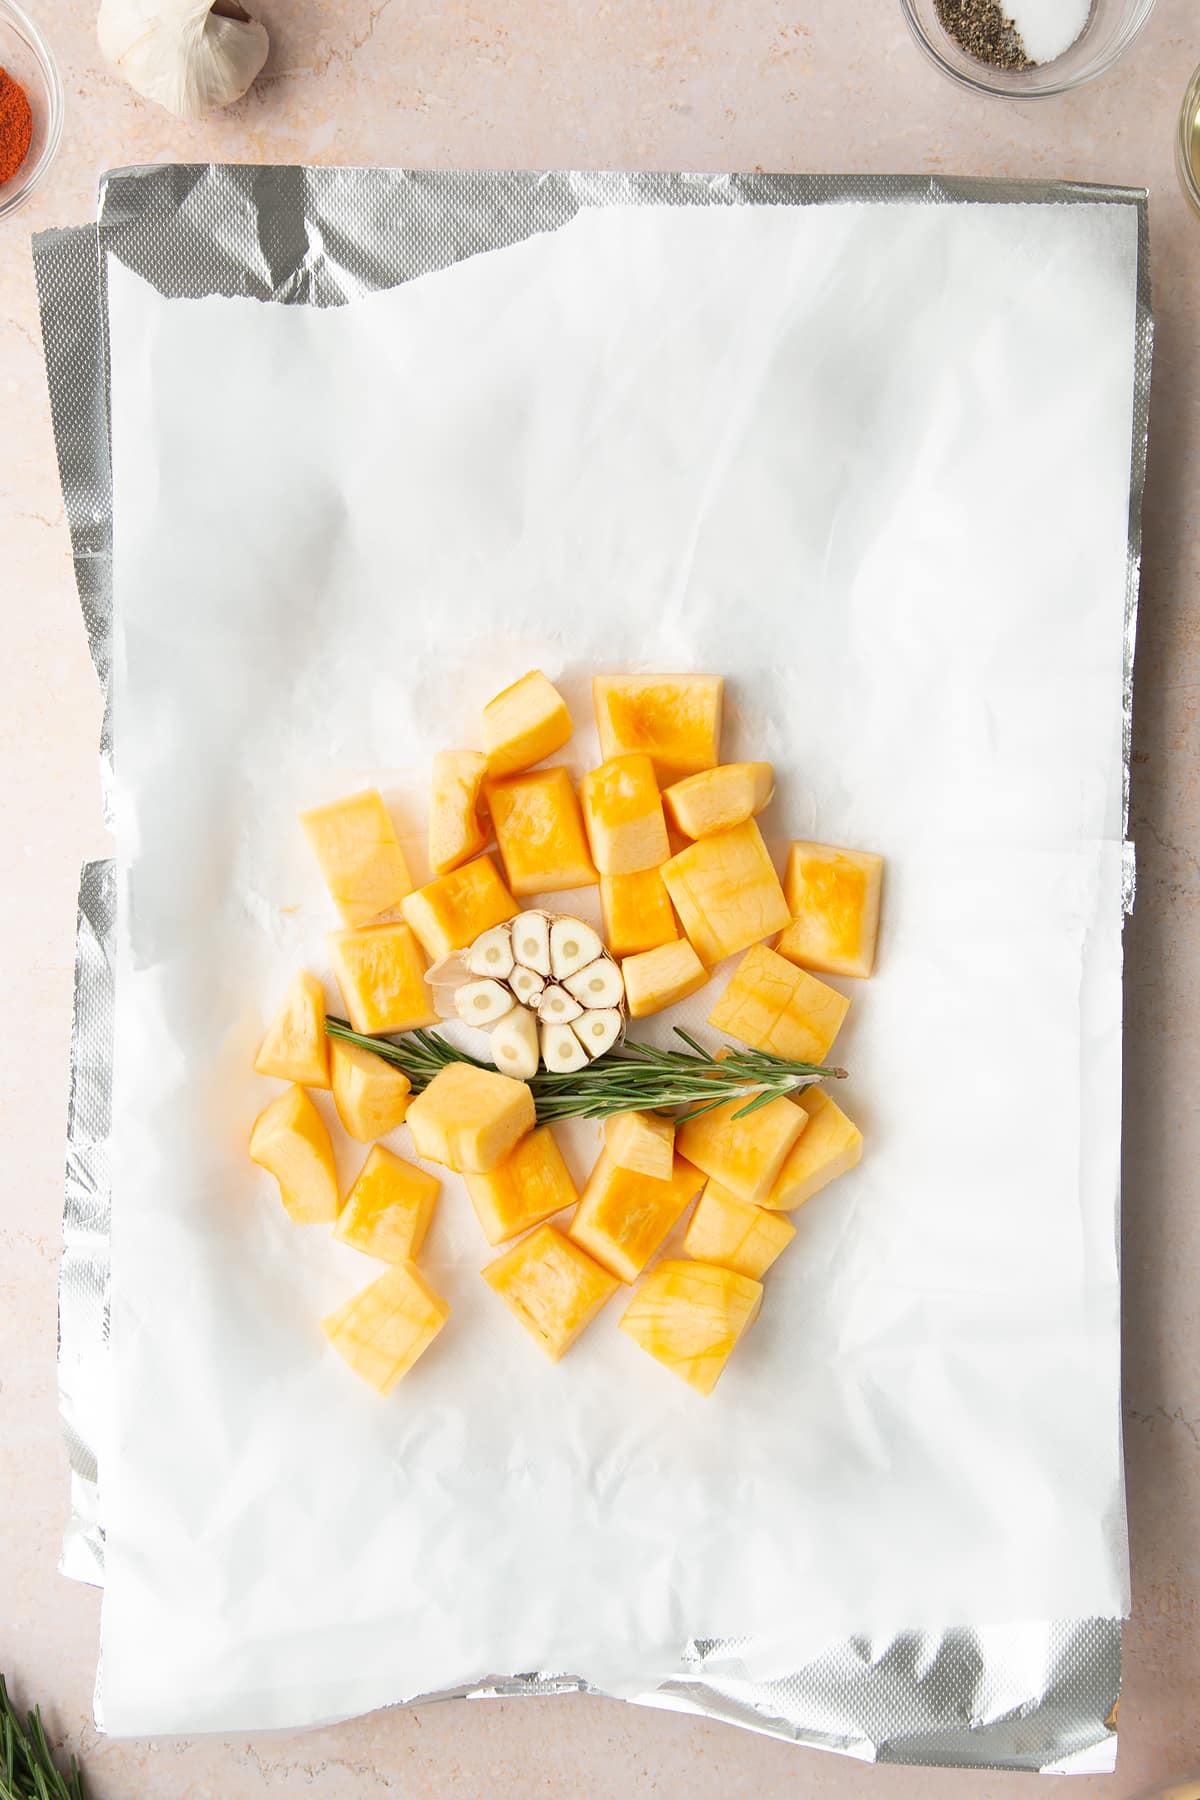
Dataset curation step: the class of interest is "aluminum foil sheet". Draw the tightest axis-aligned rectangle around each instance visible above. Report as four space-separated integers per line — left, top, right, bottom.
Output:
34 164 1151 1771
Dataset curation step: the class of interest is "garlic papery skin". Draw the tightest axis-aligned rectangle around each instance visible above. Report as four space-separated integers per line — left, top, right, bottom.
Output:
98 0 270 120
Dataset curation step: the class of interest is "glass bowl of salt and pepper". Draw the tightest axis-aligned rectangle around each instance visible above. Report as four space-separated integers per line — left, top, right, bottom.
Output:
900 0 1156 97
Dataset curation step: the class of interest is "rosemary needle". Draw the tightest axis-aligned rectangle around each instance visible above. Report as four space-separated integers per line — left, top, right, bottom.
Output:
0 1675 86 1800
325 1018 845 1125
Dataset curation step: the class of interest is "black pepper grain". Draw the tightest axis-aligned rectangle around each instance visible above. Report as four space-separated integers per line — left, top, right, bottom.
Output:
934 0 1034 69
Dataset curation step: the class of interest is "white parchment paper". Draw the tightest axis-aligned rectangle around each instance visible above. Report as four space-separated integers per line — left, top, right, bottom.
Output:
101 203 1136 1734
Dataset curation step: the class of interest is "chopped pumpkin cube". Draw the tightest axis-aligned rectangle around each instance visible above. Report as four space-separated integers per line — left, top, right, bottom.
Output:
249 1084 339 1224
401 855 519 961
329 1037 412 1141
429 751 489 876
621 938 709 1019
328 921 437 1036
483 1223 619 1361
660 820 791 966
779 842 885 979
676 1087 808 1205
707 942 850 1064
482 669 573 777
254 971 330 1088
599 868 677 958
619 1259 762 1395
334 1145 439 1262
763 1085 863 1211
568 1151 704 1283
580 754 670 875
406 1062 535 1173
593 674 724 785
663 762 774 839
300 788 413 927
604 1109 675 1181
464 1123 579 1245
485 767 597 897
322 1262 449 1392
682 1181 795 1279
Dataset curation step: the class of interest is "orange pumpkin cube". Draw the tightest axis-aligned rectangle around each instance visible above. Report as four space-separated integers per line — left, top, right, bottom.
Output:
483 1223 619 1360
334 1145 439 1262
482 669 573 777
619 1259 762 1395
429 751 489 876
401 854 519 961
663 762 774 839
660 820 790 966
464 1123 579 1245
676 1086 808 1206
329 1037 412 1141
763 1086 863 1211
682 1181 795 1279
592 674 723 786
603 1109 675 1181
300 788 413 927
568 1151 704 1283
707 942 849 1064
249 1085 339 1224
322 1263 449 1392
254 971 330 1088
580 753 670 876
599 868 677 958
406 1062 535 1173
621 938 709 1020
328 922 438 1036
779 841 885 979
485 766 597 896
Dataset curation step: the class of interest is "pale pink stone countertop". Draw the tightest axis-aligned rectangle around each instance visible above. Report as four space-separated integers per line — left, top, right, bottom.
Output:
2 1 1198 1794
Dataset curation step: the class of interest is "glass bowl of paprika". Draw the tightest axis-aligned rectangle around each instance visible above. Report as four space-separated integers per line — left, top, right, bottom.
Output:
0 0 63 222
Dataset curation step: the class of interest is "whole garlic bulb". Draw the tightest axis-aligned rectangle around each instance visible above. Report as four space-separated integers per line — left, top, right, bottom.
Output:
98 0 269 120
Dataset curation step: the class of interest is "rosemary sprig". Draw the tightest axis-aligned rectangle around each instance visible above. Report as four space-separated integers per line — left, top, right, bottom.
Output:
325 1018 845 1124
0 1675 86 1800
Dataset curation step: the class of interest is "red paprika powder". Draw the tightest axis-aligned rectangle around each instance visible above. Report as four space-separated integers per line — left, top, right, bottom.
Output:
0 67 33 187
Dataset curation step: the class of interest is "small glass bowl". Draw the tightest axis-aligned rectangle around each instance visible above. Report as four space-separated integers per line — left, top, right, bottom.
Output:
0 0 63 222
1178 63 1200 219
899 0 1157 99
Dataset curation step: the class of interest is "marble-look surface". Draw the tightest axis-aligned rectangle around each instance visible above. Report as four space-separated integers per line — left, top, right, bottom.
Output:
1 2 1197 1794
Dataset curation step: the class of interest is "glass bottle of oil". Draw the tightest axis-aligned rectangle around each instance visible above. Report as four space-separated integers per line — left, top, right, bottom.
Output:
1179 64 1200 218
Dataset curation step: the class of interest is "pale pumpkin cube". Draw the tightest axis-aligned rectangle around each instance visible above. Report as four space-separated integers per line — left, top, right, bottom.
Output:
464 1123 578 1245
484 766 597 896
401 855 519 961
334 1145 439 1262
249 1084 339 1224
482 669 573 778
621 938 709 1019
483 1223 620 1361
707 942 849 1064
568 1151 704 1283
600 868 677 957
429 751 489 876
660 820 791 966
254 971 330 1088
619 1259 762 1396
676 1086 808 1205
604 1109 675 1181
682 1181 795 1279
328 922 437 1036
763 1086 863 1211
593 674 723 786
329 1037 412 1141
300 788 413 927
779 841 885 979
322 1262 449 1393
580 754 670 876
663 762 774 839
406 1062 535 1173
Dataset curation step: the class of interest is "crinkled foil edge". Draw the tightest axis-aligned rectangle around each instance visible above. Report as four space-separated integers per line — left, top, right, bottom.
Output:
34 166 1150 1769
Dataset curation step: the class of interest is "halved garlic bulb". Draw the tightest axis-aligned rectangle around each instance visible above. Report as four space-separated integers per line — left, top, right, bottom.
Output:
451 908 627 1071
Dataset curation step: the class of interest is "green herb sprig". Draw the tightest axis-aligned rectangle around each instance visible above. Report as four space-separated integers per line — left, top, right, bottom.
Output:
0 1676 86 1800
325 1018 844 1125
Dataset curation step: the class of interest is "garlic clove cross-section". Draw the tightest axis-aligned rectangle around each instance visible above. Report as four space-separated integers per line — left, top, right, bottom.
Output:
571 1008 623 1060
549 917 604 980
564 957 625 1011
467 924 515 981
540 1021 590 1072
455 979 516 1028
538 984 584 1025
491 1005 540 1080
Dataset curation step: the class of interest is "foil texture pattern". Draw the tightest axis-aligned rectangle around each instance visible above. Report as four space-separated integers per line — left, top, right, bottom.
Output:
34 164 1150 1770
